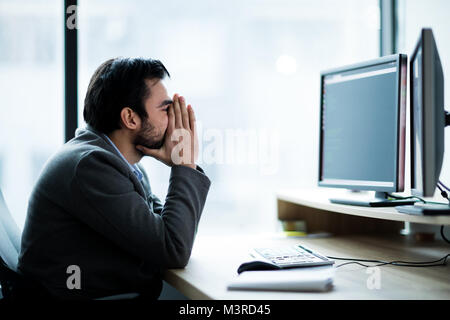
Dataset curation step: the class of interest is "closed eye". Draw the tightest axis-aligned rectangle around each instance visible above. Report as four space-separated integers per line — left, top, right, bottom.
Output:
158 99 173 112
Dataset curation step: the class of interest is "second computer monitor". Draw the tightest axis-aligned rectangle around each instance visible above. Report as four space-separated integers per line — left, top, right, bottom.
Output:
318 54 408 205
410 28 445 198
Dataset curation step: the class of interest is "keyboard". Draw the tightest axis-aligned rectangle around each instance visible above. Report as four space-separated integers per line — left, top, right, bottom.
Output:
252 244 334 268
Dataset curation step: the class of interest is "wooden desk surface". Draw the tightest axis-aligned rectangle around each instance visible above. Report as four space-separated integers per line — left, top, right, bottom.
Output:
164 234 450 300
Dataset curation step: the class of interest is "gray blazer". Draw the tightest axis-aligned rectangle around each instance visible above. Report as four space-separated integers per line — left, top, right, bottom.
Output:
17 126 211 299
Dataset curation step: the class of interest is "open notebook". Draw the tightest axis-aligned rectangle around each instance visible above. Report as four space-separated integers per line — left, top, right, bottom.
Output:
227 265 335 292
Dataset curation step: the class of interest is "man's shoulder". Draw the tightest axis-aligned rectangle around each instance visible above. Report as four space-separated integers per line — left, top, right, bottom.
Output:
42 128 125 179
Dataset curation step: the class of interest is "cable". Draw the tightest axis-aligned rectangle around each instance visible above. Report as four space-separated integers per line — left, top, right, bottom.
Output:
387 193 426 203
441 225 450 245
438 181 450 204
438 180 450 192
388 181 450 204
327 254 450 268
436 184 450 203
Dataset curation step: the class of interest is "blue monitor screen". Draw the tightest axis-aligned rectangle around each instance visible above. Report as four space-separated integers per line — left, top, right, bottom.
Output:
320 61 400 190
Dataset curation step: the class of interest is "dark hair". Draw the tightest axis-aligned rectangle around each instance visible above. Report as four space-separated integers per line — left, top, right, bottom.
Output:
83 57 170 134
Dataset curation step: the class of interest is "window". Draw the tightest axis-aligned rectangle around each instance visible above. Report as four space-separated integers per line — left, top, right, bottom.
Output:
0 0 63 229
75 0 380 236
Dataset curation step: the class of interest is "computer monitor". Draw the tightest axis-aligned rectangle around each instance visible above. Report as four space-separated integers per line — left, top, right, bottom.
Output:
410 29 445 197
396 28 449 215
318 54 415 207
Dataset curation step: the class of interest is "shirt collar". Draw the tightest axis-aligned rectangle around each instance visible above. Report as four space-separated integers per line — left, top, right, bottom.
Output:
102 134 143 181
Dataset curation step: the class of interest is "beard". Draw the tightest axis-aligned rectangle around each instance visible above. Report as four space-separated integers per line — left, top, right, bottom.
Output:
134 119 165 150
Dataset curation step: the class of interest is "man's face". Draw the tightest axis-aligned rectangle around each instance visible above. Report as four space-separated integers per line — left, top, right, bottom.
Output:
133 79 172 149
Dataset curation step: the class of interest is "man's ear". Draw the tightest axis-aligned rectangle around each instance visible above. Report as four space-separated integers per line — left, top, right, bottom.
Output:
119 107 140 130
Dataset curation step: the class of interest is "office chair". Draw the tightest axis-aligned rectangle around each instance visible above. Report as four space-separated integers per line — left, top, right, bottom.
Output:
0 188 21 271
0 188 51 300
0 188 23 299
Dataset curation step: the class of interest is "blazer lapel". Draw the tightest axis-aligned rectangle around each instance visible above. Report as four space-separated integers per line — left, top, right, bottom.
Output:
128 171 147 199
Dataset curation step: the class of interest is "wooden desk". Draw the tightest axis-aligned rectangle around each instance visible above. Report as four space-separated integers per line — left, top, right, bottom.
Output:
164 234 450 300
164 189 450 300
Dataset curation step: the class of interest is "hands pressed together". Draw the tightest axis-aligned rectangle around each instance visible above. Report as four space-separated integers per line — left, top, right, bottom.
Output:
136 94 199 169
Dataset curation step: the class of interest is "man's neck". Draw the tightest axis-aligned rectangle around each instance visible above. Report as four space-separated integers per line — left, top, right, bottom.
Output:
106 130 143 165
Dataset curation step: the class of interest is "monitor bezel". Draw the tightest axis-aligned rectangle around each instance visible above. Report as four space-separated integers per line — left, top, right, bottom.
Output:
410 28 444 197
318 54 408 192
410 30 425 196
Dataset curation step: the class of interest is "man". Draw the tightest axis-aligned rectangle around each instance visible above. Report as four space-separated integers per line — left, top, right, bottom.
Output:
17 57 211 300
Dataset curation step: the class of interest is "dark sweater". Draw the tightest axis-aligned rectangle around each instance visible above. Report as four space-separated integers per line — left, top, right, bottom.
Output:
17 126 211 299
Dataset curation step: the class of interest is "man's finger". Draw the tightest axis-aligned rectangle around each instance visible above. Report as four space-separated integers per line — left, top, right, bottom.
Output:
180 96 190 130
188 105 196 132
173 94 182 128
167 104 175 131
136 145 160 157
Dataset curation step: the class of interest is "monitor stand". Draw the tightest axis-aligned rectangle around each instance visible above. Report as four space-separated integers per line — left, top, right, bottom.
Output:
330 191 416 207
396 202 450 215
